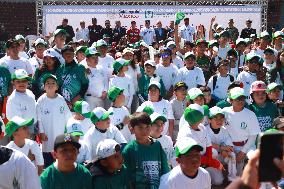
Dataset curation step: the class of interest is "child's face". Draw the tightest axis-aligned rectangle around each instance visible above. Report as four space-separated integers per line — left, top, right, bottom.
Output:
148 86 160 102
76 52 86 62
53 143 78 166
13 126 29 140
44 78 58 94
203 91 211 104
102 151 124 172
44 56 56 69
184 58 195 69
121 65 128 73
177 149 201 174
96 118 111 130
132 123 151 141
231 96 246 109
218 64 229 75
13 79 28 92
151 120 165 138
268 88 281 101
193 95 205 106
175 87 187 100
114 93 125 106
144 65 155 76
264 52 275 63
209 114 225 128
252 91 266 105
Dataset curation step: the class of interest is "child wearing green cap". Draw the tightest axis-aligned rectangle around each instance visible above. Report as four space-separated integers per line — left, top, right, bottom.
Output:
266 82 284 114
6 116 44 175
109 58 135 110
107 86 133 142
206 106 237 184
122 112 169 189
0 65 11 117
37 74 72 168
177 104 223 177
75 46 87 64
6 69 37 137
159 137 211 189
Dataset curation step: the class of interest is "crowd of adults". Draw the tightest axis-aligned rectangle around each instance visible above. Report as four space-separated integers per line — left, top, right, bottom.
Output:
0 14 284 189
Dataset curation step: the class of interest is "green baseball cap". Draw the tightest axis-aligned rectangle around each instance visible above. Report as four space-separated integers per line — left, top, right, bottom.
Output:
75 46 88 54
150 112 167 124
175 137 203 157
107 86 124 102
266 82 283 93
73 100 91 118
11 69 31 81
53 29 67 36
65 119 84 136
229 87 246 100
85 47 100 57
209 106 225 119
175 12 185 25
5 116 34 137
196 39 208 46
136 105 154 115
184 52 196 60
90 107 113 124
96 39 108 47
42 73 57 85
245 52 262 63
113 58 130 73
186 88 204 100
184 104 204 125
273 31 284 39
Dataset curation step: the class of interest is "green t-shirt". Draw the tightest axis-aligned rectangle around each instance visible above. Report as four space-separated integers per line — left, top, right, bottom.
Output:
249 101 279 132
138 75 166 100
196 55 211 80
40 163 92 189
56 61 89 102
122 139 170 189
0 66 11 98
92 164 130 189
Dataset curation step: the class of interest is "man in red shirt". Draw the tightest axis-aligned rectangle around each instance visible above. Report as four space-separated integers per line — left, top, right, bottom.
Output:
127 21 140 44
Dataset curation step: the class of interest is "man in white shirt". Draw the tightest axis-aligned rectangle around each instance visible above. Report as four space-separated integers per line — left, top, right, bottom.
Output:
179 18 196 43
159 137 211 189
140 20 156 45
84 47 108 110
175 52 205 90
75 20 89 43
0 146 41 189
29 38 47 74
0 39 33 75
223 87 261 175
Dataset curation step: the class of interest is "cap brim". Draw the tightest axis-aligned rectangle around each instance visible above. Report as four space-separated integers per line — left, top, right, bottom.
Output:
55 141 81 150
12 76 32 81
267 85 283 92
70 131 84 137
152 116 167 124
209 112 225 119
176 145 203 157
82 112 91 118
231 94 246 100
190 94 204 100
20 118 34 127
100 111 113 121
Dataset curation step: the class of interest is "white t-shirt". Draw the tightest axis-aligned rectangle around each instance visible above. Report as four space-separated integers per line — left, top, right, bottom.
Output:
6 139 44 166
223 107 261 143
236 71 257 98
83 125 127 159
179 25 196 42
138 99 174 136
109 75 135 109
172 56 184 69
67 116 93 139
175 66 205 90
85 65 108 97
0 57 33 75
125 64 141 92
108 106 133 142
177 123 211 155
140 27 155 45
156 63 179 91
206 126 233 147
36 94 72 152
159 166 211 189
77 140 92 163
0 147 41 189
156 135 174 162
19 51 30 59
28 56 43 74
207 74 233 100
6 89 37 123
98 54 114 78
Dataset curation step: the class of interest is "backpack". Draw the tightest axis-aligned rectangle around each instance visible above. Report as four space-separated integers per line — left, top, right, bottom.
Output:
212 74 234 91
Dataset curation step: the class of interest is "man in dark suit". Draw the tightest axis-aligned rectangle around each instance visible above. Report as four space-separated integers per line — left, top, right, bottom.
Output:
101 20 114 44
240 19 257 39
113 21 126 44
154 21 168 42
88 17 103 46
56 18 75 43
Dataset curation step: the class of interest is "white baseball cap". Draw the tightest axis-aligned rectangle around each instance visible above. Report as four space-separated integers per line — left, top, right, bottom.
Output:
96 139 121 160
66 120 84 136
43 48 58 58
144 60 156 67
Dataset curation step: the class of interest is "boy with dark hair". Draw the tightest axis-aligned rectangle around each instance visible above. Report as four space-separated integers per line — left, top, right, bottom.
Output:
122 112 170 189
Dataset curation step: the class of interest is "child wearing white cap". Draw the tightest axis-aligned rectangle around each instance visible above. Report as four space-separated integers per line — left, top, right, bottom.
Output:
206 106 237 184
107 86 133 142
177 104 223 183
37 74 71 167
6 69 37 135
28 38 47 74
223 87 261 175
159 137 211 189
87 139 128 189
65 119 91 163
83 107 126 159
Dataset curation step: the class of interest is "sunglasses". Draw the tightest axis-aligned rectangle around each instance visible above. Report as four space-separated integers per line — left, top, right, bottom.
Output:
161 53 170 58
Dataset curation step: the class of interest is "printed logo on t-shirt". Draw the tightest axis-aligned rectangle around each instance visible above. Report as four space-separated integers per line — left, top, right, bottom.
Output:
162 108 168 115
142 161 161 185
60 106 64 114
240 122 247 129
44 108 50 115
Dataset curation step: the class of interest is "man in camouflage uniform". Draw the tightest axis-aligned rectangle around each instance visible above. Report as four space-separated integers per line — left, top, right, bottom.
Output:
226 19 239 42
